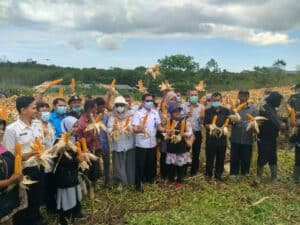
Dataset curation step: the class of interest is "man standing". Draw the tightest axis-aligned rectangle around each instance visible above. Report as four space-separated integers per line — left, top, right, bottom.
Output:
132 93 164 192
3 96 46 225
182 89 205 176
257 92 283 182
287 84 300 184
204 92 230 181
49 98 67 139
230 90 258 177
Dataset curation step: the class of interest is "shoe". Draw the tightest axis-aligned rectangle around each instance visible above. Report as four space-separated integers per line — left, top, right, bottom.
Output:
215 176 225 182
165 180 174 186
135 186 144 192
175 182 182 189
205 176 212 181
270 165 278 182
74 213 87 221
256 166 264 183
292 166 300 184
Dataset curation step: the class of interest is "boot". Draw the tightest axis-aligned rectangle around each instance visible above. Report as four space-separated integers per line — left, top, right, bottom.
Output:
292 166 300 184
256 166 264 183
270 165 277 182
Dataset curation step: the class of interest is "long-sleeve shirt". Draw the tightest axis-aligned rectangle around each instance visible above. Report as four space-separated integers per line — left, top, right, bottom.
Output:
230 104 258 145
182 102 204 132
107 115 134 152
74 114 101 152
204 107 230 147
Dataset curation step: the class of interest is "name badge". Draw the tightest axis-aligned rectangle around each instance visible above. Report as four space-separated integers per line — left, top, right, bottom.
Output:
19 132 28 136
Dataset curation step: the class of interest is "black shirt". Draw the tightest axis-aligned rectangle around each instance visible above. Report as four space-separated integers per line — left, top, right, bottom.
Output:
204 106 230 146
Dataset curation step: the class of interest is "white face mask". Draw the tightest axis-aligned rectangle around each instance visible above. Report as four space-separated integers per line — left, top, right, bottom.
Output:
116 106 125 113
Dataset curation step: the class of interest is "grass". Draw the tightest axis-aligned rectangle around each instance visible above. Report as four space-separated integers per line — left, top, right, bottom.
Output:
45 148 299 225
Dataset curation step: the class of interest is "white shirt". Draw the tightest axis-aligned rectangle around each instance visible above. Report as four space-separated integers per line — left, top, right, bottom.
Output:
132 107 161 149
107 115 135 152
42 122 56 148
3 118 44 168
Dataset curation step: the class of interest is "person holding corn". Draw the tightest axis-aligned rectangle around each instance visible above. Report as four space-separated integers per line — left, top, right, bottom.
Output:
204 92 230 181
3 96 46 225
0 119 27 225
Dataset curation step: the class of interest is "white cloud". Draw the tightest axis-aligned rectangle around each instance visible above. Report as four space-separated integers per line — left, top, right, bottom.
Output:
95 35 121 50
1 0 299 48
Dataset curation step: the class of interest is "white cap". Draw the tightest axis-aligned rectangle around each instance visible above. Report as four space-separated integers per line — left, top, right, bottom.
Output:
114 96 128 105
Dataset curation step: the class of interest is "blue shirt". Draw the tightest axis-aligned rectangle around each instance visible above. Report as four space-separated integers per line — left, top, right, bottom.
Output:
99 112 109 151
49 111 65 138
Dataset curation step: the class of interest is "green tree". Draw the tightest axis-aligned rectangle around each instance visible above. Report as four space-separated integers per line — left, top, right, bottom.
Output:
206 58 220 73
158 54 200 73
272 59 286 70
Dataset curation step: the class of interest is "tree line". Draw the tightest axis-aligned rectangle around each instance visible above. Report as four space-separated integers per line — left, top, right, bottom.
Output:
0 55 299 96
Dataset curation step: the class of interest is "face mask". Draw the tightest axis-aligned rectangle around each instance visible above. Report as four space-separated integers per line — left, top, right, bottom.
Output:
190 96 198 104
116 106 125 113
72 107 82 113
41 111 50 122
176 96 181 103
56 106 66 115
212 102 221 108
145 101 153 110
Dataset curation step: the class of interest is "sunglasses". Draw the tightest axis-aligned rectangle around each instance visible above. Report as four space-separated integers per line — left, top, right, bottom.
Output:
115 104 125 107
145 100 153 102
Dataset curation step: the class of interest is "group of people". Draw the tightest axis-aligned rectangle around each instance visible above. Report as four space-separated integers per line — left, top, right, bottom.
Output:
0 82 299 225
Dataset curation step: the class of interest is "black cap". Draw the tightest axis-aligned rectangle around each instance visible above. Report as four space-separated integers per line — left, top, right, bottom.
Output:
68 95 82 105
168 103 183 114
238 89 249 95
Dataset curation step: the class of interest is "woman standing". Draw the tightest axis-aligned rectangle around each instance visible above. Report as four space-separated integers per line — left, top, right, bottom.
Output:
108 96 135 187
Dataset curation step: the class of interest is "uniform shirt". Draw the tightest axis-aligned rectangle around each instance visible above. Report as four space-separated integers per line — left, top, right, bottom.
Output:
182 102 204 132
49 111 65 139
107 115 134 152
204 107 230 146
128 105 140 116
3 118 44 168
132 107 161 149
230 104 258 145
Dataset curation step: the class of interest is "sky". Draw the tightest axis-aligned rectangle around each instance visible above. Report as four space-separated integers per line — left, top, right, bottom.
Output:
0 0 300 72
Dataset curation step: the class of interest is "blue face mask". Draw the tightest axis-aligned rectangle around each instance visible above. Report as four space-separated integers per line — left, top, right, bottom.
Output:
41 111 50 122
211 102 221 108
56 106 66 115
145 101 153 110
176 96 181 103
72 107 82 113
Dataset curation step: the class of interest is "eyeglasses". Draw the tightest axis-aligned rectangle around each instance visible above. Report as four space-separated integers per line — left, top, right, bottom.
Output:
115 104 125 107
145 100 153 102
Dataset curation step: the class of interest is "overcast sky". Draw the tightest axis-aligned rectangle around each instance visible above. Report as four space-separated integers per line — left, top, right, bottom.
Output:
0 0 299 71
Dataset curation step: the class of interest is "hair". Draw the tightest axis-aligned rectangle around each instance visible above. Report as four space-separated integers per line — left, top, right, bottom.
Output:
123 94 130 99
0 119 7 130
94 97 106 106
212 92 222 98
142 93 154 101
16 96 35 113
84 100 96 112
53 98 66 106
36 102 50 111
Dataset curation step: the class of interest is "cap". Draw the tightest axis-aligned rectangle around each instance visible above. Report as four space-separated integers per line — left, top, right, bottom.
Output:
168 103 183 114
68 95 82 105
114 96 128 105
